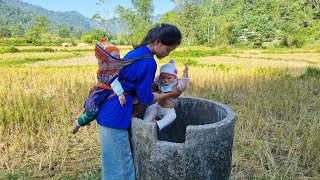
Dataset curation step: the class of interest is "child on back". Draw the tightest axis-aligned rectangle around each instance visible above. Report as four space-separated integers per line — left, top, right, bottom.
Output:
71 39 126 134
143 59 190 130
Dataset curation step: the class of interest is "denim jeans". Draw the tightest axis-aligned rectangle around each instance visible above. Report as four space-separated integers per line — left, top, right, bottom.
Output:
98 125 135 180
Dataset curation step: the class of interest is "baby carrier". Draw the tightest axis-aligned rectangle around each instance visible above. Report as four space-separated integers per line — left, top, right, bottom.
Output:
83 39 151 115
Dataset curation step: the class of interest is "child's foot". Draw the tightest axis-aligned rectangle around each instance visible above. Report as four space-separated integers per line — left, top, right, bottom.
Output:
71 122 81 134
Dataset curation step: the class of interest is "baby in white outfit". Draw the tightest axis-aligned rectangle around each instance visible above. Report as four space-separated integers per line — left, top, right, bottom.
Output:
143 59 190 130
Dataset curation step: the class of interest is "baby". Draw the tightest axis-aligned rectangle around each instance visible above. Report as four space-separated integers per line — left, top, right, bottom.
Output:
143 59 189 130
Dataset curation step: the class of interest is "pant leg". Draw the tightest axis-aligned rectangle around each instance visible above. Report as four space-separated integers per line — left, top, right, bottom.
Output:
143 103 158 121
77 110 96 126
156 107 177 130
98 125 135 180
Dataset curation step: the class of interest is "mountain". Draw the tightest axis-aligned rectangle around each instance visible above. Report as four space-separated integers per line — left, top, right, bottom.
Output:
1 0 99 32
1 0 162 35
0 0 33 28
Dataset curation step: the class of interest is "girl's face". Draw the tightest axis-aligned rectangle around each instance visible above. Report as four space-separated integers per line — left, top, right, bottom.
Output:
159 73 176 85
152 40 178 59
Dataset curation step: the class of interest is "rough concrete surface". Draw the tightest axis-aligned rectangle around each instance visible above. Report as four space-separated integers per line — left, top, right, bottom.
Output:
130 96 235 180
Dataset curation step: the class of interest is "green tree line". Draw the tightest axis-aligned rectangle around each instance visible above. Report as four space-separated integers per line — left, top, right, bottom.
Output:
111 0 319 47
1 0 319 47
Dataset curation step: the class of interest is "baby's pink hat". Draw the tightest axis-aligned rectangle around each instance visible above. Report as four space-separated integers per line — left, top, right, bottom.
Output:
160 59 178 77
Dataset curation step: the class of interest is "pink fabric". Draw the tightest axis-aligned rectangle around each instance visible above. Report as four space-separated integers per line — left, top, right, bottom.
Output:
176 75 190 92
154 75 190 93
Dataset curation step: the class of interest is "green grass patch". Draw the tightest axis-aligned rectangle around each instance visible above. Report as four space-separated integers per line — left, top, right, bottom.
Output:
261 47 319 54
171 48 231 58
0 52 84 67
0 46 94 53
19 47 56 53
300 67 320 79
252 67 291 76
166 48 232 67
0 46 20 53
0 172 29 180
58 48 94 52
171 57 198 66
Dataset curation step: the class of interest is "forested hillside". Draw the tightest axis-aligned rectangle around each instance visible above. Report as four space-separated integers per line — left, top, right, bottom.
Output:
0 0 98 33
160 0 320 47
0 0 33 28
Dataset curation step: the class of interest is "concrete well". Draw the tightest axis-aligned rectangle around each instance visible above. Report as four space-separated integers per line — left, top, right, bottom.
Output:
130 96 235 180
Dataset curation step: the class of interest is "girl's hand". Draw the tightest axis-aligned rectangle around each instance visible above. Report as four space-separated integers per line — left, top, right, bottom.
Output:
151 117 157 123
170 86 182 98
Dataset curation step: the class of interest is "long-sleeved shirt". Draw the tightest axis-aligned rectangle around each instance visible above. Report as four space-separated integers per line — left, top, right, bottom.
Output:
96 45 156 129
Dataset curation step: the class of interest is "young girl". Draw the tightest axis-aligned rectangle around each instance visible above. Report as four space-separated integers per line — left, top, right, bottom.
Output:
143 59 189 130
95 23 182 179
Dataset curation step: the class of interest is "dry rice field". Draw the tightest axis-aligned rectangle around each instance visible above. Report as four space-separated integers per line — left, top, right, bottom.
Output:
0 46 319 179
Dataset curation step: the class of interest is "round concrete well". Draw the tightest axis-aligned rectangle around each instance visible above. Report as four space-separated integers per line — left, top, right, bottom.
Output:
130 96 235 180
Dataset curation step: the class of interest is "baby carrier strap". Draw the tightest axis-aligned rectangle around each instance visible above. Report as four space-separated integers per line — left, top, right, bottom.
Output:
83 44 152 115
95 43 152 85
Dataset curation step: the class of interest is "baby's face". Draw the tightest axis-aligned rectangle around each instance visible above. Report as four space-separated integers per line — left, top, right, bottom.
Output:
110 50 120 58
159 73 176 85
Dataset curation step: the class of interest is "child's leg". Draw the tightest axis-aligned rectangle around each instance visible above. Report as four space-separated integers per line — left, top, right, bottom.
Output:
71 119 81 134
156 107 176 130
71 110 96 134
143 103 158 121
77 110 96 126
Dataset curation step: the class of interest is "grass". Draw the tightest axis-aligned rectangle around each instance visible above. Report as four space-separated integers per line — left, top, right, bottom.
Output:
300 67 320 79
0 52 91 67
0 46 319 179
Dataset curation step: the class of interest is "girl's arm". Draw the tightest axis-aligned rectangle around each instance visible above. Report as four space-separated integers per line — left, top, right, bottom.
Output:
152 75 159 92
153 87 181 101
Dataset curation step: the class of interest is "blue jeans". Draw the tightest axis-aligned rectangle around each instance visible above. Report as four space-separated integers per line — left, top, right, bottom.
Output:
98 125 135 180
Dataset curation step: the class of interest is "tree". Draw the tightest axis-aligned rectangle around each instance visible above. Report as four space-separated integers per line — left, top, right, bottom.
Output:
0 26 11 38
131 0 154 22
34 16 48 34
114 0 154 44
81 29 106 43
94 0 153 44
170 0 208 45
10 24 24 37
92 0 320 47
227 23 241 44
71 28 84 40
25 16 48 40
57 26 71 38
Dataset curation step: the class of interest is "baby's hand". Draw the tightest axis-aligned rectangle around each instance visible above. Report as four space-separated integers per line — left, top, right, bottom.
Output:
184 64 188 72
183 64 188 78
118 93 126 106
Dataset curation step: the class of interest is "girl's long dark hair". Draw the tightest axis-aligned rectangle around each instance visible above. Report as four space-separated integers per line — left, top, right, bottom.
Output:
134 23 181 49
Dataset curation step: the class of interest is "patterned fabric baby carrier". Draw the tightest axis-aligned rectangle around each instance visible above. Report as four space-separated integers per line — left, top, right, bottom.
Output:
83 39 149 115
